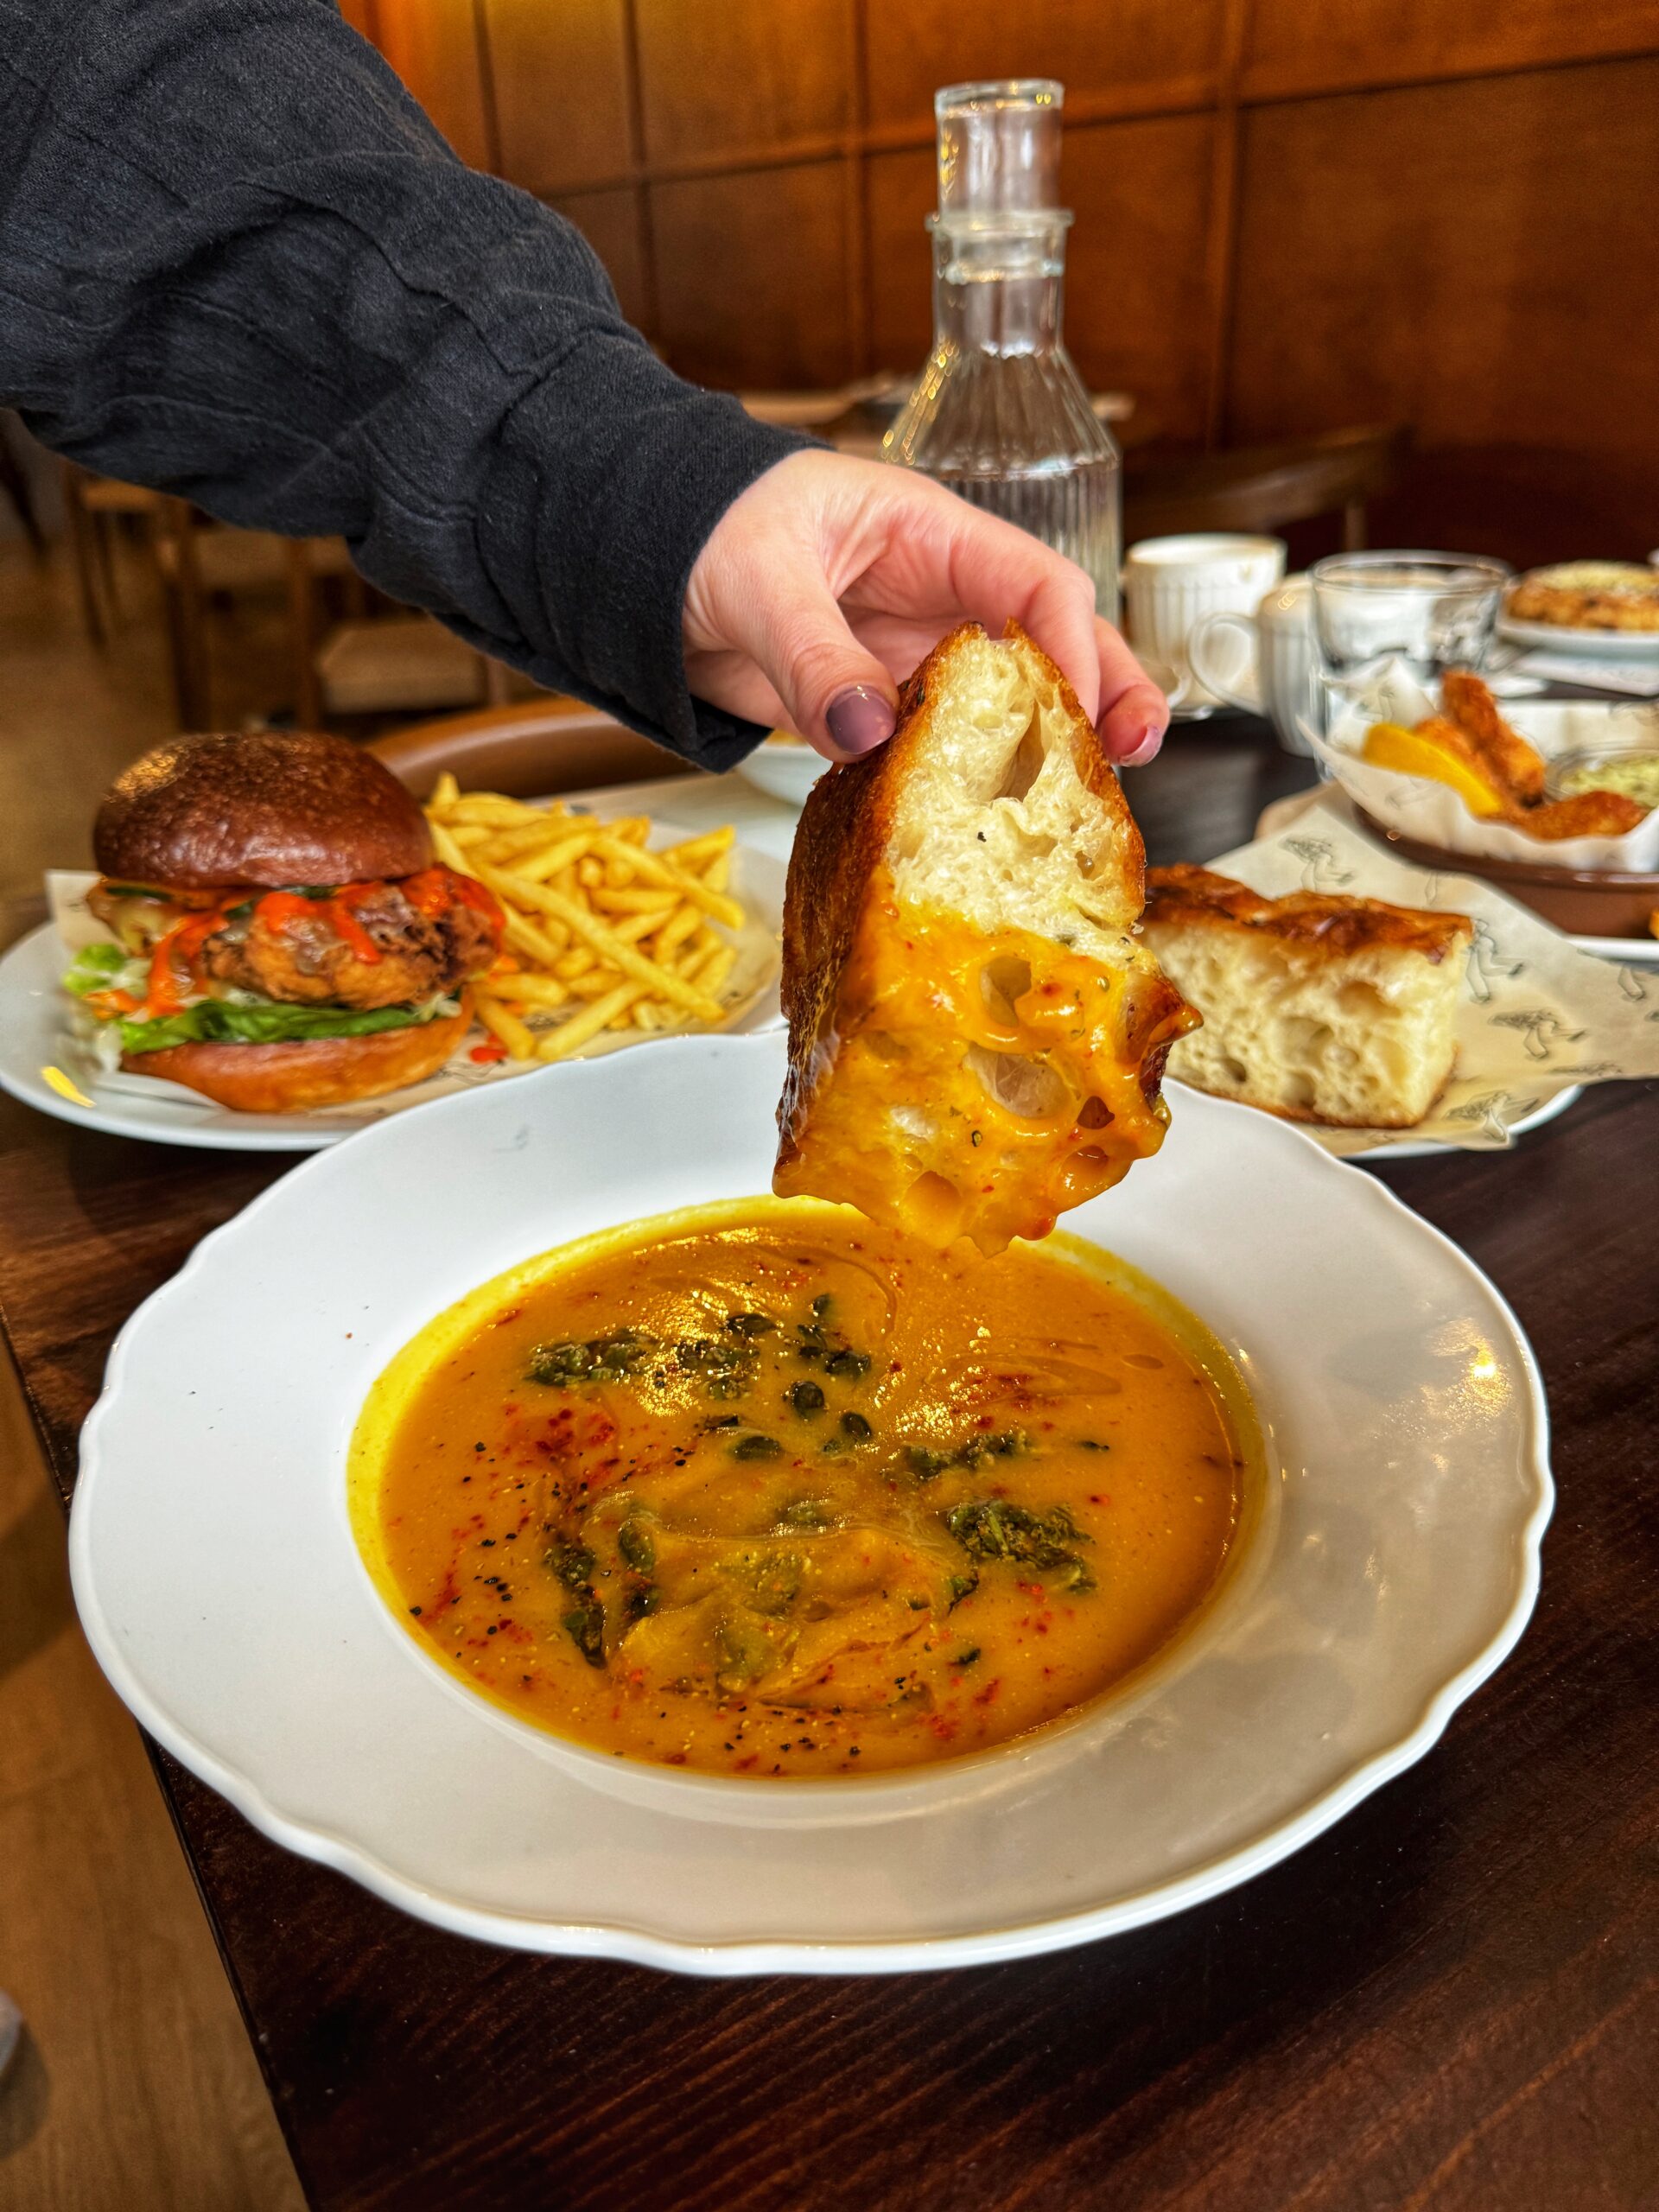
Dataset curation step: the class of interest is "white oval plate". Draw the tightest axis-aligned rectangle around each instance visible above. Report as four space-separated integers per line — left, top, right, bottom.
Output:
1330 1081 1582 1163
1499 614 1659 659
0 830 784 1153
70 1033 1551 1974
734 741 830 811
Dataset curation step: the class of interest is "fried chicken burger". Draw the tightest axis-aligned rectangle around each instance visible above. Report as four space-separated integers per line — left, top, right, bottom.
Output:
66 732 504 1110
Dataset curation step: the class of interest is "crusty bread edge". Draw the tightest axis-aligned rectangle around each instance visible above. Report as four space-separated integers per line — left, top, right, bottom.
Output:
1145 864 1473 962
775 620 1146 1174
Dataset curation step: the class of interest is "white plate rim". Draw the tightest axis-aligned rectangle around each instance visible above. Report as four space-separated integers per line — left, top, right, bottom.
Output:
68 1046 1554 1975
1498 613 1659 659
1319 1080 1583 1163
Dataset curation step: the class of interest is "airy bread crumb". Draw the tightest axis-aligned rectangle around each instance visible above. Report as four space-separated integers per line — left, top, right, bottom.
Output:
1142 867 1471 1128
774 623 1192 1253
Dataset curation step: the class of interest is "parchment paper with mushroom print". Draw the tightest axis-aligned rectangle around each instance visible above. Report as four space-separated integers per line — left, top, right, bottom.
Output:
1193 796 1659 1154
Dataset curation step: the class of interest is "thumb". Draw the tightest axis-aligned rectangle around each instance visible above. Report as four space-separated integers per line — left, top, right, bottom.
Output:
752 575 899 763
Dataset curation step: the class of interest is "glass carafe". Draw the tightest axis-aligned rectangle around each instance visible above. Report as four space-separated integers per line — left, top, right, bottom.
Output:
882 79 1121 622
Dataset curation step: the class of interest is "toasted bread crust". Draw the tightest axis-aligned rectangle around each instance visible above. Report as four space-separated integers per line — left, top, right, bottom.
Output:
1144 865 1471 963
777 622 1146 1174
121 993 473 1112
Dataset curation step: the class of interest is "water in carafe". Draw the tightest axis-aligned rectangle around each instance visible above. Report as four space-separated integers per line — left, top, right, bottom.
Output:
882 79 1121 622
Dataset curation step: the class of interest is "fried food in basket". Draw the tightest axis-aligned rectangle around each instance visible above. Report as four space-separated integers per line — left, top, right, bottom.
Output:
1516 790 1649 840
1440 671 1548 805
1361 675 1650 841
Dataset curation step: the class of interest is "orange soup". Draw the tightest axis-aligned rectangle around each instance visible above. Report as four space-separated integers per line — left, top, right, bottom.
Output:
353 1199 1254 1777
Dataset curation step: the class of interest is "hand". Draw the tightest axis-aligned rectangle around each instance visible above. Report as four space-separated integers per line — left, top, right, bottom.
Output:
683 448 1166 766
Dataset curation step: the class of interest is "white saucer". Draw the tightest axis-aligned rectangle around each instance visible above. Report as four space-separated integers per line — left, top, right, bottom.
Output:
71 1032 1551 1974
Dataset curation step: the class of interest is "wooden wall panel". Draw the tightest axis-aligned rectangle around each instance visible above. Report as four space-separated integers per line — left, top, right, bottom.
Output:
1063 115 1216 441
483 0 633 194
1227 59 1659 559
634 0 856 166
372 0 494 170
651 166 854 390
864 0 1224 131
865 149 934 370
867 115 1215 441
547 188 651 329
1243 0 1659 102
357 0 1659 552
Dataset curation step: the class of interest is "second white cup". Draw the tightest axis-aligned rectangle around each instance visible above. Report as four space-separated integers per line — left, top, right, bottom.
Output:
1122 534 1287 708
1187 575 1317 755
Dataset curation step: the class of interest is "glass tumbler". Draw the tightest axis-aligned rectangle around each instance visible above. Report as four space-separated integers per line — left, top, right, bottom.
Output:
1307 550 1512 736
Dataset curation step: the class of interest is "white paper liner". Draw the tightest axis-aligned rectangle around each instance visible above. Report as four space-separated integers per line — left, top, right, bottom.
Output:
1306 670 1659 872
1196 798 1659 1154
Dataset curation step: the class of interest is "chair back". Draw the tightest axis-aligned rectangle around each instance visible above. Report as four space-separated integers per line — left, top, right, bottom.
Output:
368 697 680 798
1124 424 1409 547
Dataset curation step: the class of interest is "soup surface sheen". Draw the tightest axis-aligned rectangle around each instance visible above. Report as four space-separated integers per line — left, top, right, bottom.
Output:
356 1200 1249 1777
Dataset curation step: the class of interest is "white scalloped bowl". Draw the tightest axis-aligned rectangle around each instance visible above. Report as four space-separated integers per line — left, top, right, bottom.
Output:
68 1037 1552 1973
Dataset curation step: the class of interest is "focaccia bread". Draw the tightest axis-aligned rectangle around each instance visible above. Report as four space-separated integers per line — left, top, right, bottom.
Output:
773 622 1196 1255
1508 563 1659 632
1141 865 1471 1128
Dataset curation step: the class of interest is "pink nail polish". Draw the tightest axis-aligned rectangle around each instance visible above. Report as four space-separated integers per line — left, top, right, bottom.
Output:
824 687 896 757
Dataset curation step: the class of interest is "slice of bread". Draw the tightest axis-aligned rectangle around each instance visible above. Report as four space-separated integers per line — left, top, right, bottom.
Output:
773 622 1195 1255
1142 866 1471 1128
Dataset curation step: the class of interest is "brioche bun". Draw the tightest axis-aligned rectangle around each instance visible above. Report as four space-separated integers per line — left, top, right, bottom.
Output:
95 731 431 889
122 994 474 1113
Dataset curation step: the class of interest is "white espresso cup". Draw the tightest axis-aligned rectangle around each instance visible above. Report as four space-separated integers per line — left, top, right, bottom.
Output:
1188 575 1317 755
1122 534 1287 708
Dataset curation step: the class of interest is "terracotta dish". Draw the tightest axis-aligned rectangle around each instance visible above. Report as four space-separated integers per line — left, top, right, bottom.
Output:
1355 810 1659 937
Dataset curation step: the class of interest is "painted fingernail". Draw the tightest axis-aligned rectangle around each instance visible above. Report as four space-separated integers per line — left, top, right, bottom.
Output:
1120 724 1163 767
824 686 897 758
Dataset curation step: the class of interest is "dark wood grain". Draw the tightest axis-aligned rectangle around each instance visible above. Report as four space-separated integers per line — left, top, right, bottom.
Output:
359 0 1659 554
3 728 1656 2212
1225 57 1659 568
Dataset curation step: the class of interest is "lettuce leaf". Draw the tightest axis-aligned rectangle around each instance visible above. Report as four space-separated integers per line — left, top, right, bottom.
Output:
62 942 131 997
118 997 451 1054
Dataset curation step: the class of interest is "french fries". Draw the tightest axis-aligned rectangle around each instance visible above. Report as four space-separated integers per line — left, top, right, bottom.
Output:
424 781 751 1063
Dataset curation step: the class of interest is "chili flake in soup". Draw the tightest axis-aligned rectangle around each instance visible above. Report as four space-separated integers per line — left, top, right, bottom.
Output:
353 1200 1250 1777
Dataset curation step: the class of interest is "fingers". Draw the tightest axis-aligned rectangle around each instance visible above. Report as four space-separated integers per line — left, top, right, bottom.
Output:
684 451 1168 767
1093 619 1169 766
916 488 1166 760
738 567 900 763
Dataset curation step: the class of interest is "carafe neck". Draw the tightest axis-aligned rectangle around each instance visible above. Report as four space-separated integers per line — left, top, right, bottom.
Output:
929 213 1071 359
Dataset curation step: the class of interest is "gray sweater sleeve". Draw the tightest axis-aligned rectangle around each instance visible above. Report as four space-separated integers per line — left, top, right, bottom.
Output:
0 0 811 767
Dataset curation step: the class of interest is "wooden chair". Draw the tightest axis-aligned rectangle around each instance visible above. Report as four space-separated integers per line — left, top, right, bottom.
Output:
0 414 46 559
60 465 165 644
149 499 343 727
1123 423 1409 550
368 696 679 800
149 503 502 732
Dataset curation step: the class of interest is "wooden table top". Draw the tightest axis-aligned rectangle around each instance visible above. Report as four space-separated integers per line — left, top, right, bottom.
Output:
3 724 1656 2212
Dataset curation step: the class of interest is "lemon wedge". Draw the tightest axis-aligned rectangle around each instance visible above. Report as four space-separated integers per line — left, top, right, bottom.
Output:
1360 722 1508 817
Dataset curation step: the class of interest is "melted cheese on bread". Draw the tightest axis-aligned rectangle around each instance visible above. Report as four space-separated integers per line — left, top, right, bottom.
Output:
773 624 1194 1255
